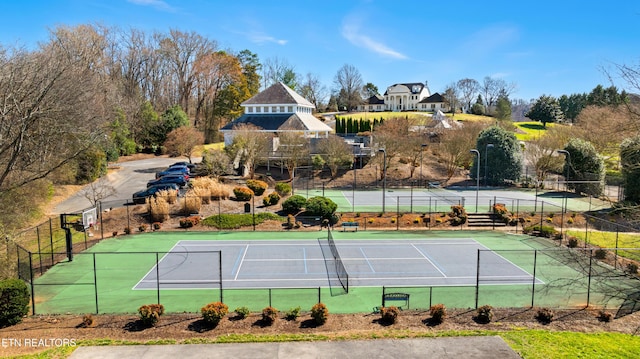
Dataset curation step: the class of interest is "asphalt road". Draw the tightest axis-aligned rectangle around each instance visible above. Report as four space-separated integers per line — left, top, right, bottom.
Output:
53 157 192 214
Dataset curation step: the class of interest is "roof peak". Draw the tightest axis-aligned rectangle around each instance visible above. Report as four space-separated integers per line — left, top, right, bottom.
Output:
242 82 314 107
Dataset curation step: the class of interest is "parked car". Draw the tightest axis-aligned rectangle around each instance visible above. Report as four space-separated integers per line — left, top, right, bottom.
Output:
156 165 190 179
147 174 188 188
170 161 196 171
132 183 179 204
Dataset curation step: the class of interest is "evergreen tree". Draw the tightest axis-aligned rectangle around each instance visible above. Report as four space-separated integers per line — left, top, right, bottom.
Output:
473 126 523 186
621 136 640 203
563 138 605 197
525 95 564 127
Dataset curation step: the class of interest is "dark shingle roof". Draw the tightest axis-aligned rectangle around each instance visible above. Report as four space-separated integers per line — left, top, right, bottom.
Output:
363 94 385 105
419 92 444 103
221 114 308 132
241 82 314 107
384 82 425 95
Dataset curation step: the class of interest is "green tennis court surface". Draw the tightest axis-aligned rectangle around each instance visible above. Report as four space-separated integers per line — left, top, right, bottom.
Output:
32 230 639 315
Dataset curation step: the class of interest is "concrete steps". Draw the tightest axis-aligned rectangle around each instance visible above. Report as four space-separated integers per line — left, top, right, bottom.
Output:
466 213 505 227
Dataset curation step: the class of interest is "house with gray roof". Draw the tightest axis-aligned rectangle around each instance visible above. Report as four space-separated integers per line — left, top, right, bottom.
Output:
418 92 448 112
220 82 333 146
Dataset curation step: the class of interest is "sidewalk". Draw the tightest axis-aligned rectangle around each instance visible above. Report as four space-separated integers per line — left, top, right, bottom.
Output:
69 337 521 359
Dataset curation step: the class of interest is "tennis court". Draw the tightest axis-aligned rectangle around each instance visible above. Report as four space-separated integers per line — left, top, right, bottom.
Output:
30 230 639 314
134 238 539 291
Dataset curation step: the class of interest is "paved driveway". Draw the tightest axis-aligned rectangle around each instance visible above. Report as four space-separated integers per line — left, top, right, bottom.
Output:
53 157 195 214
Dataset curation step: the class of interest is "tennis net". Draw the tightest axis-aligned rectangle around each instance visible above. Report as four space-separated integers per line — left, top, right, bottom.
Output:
327 227 349 293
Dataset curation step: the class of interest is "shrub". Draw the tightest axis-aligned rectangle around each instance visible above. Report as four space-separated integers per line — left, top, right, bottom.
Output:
284 306 301 321
597 310 613 323
368 218 375 224
429 304 446 324
413 217 420 224
191 186 211 204
201 213 283 229
262 192 281 206
246 179 268 196
390 217 396 223
201 301 229 326
80 314 95 328
282 195 307 214
567 237 579 248
594 249 607 260
535 307 554 324
523 224 556 238
112 231 118 237
274 182 292 196
379 306 400 324
156 189 178 204
311 303 329 325
234 306 250 319
124 227 131 234
449 205 467 226
148 196 170 222
475 305 494 324
211 181 230 200
183 190 202 214
138 224 148 232
0 279 30 327
179 216 201 228
567 217 574 224
233 186 254 201
261 306 278 325
138 303 164 327
152 222 162 230
305 196 338 219
626 263 638 274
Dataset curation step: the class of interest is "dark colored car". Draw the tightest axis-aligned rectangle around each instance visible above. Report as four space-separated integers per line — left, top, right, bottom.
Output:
132 183 179 204
156 165 190 179
147 174 188 188
170 161 196 171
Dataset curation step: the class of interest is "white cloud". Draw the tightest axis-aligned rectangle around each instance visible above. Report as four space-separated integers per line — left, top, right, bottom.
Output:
127 0 175 12
247 32 288 45
341 23 407 60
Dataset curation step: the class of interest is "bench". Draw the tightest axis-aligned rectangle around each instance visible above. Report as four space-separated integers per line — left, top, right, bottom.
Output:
341 221 359 232
373 292 410 312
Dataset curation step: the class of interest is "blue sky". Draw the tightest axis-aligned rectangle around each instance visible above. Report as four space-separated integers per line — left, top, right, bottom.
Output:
1 0 638 101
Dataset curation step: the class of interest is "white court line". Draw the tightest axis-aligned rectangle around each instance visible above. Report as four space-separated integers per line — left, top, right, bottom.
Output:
473 240 545 284
132 241 182 290
359 247 375 272
234 244 249 281
411 243 447 277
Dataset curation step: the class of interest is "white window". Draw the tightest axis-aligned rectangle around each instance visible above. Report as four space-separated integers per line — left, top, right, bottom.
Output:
288 106 293 112
263 106 268 113
256 107 261 113
272 106 277 112
247 107 253 113
280 106 285 112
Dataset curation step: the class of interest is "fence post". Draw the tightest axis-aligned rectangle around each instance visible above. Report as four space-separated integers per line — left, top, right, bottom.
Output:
156 252 160 305
614 225 619 270
269 288 272 307
29 252 35 315
36 228 43 275
396 197 399 231
219 251 223 304
587 249 593 308
584 215 589 248
475 250 480 309
49 218 54 265
318 287 321 304
93 253 99 314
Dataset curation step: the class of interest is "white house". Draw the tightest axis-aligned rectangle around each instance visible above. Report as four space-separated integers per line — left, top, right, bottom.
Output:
384 82 431 111
418 93 449 112
220 82 333 147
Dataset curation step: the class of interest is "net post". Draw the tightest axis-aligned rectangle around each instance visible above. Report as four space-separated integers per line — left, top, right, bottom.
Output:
531 250 537 308
219 251 223 303
317 287 321 304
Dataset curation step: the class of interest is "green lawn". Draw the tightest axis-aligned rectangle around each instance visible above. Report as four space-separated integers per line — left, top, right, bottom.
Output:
14 330 640 359
514 121 552 141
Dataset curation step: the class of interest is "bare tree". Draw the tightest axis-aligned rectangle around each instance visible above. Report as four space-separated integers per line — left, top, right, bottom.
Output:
262 56 297 89
225 124 271 178
80 179 117 207
373 117 414 178
457 78 480 113
334 64 363 111
164 127 205 163
481 76 517 115
317 134 354 178
201 149 233 179
443 83 460 115
437 122 486 183
157 29 217 117
276 130 310 179
299 72 328 110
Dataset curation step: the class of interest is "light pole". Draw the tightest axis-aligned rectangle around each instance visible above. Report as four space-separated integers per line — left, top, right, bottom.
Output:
557 150 571 213
470 149 480 212
379 148 387 213
484 143 494 187
420 144 427 187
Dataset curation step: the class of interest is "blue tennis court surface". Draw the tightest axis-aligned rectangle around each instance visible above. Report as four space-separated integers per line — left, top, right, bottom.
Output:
134 238 541 290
